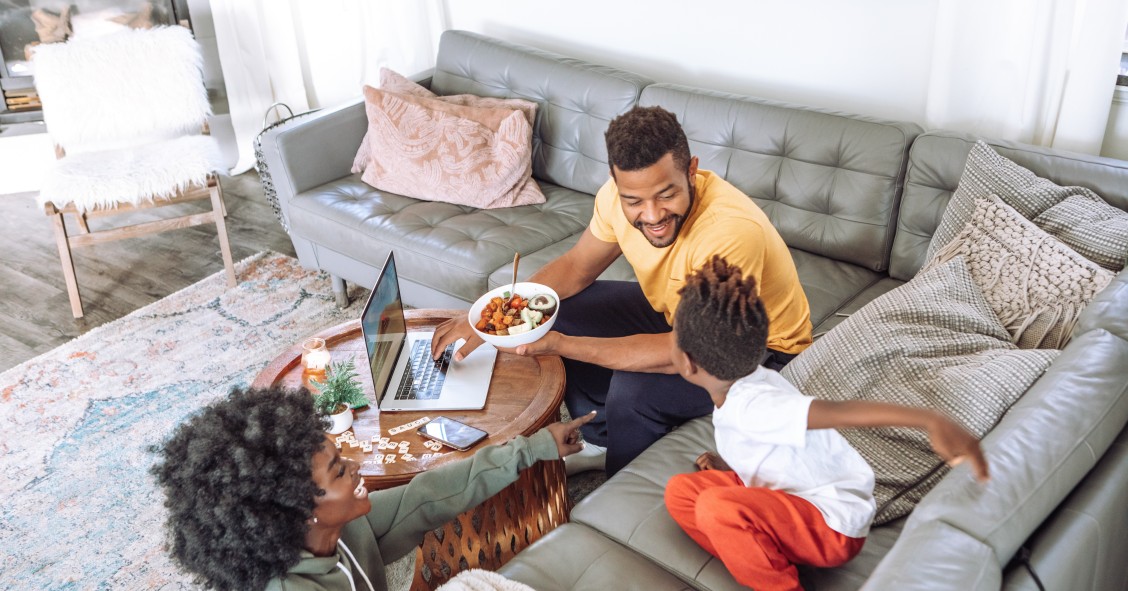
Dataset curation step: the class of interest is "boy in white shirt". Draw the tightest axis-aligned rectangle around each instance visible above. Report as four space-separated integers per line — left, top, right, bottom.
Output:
664 256 989 591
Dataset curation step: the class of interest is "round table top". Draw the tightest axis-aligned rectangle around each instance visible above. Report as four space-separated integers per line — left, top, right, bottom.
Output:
251 309 566 488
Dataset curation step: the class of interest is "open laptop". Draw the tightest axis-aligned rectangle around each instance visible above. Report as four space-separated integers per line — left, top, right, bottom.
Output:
360 252 498 411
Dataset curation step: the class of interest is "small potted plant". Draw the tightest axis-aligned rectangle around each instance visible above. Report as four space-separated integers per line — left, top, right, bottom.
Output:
311 359 370 434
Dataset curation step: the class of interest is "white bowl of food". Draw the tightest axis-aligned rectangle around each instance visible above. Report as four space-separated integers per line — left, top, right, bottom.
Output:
469 282 560 347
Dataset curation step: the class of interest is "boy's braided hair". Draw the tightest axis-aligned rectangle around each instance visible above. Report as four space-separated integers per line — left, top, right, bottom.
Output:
675 255 769 380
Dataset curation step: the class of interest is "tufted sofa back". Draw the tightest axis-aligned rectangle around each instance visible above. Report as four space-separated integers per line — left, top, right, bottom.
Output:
640 84 921 272
890 130 1128 280
431 31 653 196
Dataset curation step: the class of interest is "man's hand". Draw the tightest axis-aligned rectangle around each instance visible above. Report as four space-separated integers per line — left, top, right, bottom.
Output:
497 331 564 357
430 316 483 361
545 411 598 458
927 414 990 482
695 451 731 472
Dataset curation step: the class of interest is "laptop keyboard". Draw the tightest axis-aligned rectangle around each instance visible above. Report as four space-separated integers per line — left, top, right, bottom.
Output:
394 339 453 400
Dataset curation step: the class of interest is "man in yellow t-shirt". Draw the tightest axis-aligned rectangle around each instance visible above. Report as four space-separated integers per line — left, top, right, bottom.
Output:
433 106 812 475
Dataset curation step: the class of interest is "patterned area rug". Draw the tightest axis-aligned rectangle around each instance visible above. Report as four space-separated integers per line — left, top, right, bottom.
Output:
0 252 372 590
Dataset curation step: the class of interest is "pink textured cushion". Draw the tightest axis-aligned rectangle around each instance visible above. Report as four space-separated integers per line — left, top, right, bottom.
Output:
355 86 545 209
352 68 538 176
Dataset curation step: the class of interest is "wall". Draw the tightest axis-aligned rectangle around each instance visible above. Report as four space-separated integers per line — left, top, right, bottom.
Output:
443 0 940 124
1102 87 1128 160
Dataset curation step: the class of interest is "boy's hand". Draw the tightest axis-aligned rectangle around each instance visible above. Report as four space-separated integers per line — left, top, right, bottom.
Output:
695 451 731 472
546 411 597 458
927 413 990 482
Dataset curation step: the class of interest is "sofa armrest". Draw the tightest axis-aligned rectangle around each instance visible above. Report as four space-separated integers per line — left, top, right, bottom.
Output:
257 68 436 231
862 520 1001 590
275 99 367 195
1077 267 1128 341
893 329 1128 565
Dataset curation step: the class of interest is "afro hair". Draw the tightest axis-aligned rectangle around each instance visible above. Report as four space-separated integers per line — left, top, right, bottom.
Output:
676 255 769 381
605 105 691 173
151 387 328 591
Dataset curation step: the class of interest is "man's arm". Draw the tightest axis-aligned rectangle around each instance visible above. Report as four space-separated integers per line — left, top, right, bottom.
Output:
527 228 622 299
516 330 678 374
432 229 621 361
808 400 990 481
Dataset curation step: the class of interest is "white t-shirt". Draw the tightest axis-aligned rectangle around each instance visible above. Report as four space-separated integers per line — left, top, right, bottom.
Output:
712 367 876 538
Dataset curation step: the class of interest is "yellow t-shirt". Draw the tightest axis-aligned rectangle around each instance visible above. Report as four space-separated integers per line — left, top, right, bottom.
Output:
589 169 812 355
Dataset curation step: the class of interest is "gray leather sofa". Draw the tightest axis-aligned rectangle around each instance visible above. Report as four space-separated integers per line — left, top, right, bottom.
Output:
258 30 1128 590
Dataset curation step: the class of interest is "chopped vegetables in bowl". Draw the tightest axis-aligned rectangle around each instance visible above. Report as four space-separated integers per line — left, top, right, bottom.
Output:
469 282 560 347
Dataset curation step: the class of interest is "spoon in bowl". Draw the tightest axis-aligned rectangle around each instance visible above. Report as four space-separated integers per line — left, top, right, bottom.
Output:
505 252 520 306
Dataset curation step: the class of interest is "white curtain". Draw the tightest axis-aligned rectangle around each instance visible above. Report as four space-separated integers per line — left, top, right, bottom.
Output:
209 0 447 173
925 0 1128 155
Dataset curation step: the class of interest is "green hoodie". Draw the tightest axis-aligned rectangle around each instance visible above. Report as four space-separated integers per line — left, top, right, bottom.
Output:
266 429 559 591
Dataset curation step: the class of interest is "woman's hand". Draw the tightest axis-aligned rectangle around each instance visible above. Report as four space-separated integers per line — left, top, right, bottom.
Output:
926 414 990 482
545 411 598 458
695 451 731 472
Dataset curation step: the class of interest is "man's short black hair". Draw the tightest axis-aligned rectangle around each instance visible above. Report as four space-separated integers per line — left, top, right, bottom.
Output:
605 105 691 173
675 256 769 380
151 387 327 591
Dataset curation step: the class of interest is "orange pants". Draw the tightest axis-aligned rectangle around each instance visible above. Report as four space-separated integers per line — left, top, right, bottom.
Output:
665 470 865 591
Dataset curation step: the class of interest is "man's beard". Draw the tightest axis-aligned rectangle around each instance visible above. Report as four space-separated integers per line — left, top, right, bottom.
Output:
633 180 695 248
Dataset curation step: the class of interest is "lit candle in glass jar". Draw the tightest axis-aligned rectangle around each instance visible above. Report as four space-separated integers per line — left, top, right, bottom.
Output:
301 337 331 372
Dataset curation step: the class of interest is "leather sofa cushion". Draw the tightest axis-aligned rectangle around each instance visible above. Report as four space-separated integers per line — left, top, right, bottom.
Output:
430 31 653 196
790 248 884 330
890 130 1128 281
498 524 697 591
287 176 592 302
639 83 921 272
570 416 906 591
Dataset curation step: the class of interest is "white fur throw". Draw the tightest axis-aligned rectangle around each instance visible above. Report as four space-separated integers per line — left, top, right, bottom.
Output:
435 570 535 591
31 26 210 153
37 136 223 212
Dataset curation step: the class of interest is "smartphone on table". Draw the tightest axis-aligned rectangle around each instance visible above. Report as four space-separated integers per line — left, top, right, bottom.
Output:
417 416 489 451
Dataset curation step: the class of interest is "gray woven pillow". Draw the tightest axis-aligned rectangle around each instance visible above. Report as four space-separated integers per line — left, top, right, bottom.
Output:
923 194 1114 349
1033 194 1128 272
782 257 1058 523
925 140 1103 262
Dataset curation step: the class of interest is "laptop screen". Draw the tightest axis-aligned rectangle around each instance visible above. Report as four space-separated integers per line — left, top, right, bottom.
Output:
360 253 407 398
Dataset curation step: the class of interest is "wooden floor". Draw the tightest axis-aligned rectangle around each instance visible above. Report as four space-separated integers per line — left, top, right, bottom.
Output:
0 171 296 373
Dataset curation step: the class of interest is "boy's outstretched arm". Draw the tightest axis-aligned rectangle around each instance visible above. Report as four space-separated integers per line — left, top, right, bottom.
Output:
808 400 990 482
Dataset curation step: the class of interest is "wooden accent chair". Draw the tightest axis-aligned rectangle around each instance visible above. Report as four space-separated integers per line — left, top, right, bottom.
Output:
31 26 235 319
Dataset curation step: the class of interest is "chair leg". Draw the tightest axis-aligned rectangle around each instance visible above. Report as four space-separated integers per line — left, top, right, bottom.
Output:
209 176 237 288
331 275 349 308
49 208 84 319
75 212 91 234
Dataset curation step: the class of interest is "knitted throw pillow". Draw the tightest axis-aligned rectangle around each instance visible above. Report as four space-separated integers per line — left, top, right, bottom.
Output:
1033 195 1128 272
925 140 1104 263
923 194 1114 349
782 257 1057 523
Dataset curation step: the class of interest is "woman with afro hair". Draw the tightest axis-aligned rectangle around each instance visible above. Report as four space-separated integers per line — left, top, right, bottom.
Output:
151 386 594 591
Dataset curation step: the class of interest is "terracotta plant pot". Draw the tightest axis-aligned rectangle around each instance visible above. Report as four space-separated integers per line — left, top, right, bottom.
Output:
326 406 353 434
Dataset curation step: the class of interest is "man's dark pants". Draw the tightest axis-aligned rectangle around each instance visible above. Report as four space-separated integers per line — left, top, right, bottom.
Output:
554 281 709 476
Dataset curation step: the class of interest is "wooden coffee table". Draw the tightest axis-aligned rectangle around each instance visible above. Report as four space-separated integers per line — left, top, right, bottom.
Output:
252 309 569 589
